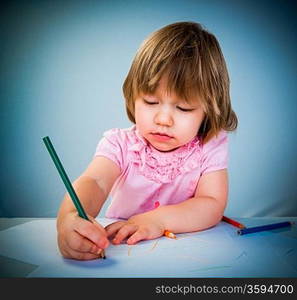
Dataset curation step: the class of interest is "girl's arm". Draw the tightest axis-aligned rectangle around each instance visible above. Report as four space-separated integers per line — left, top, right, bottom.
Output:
106 169 228 245
152 169 228 233
57 156 121 220
57 156 120 260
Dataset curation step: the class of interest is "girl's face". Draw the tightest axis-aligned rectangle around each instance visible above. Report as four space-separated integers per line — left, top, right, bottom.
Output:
135 77 205 152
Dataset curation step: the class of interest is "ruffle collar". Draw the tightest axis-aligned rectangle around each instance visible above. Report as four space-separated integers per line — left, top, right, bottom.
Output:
127 127 201 183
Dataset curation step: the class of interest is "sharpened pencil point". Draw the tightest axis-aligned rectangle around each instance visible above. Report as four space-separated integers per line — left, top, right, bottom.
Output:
164 230 176 239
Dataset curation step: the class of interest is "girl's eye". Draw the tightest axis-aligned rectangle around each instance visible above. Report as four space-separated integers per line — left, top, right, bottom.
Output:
177 106 195 112
143 99 158 105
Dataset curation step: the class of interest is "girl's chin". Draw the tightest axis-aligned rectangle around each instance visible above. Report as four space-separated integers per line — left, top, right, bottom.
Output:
150 142 179 152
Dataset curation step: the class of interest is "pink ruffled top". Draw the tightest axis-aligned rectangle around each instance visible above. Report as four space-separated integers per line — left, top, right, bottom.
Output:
94 126 228 219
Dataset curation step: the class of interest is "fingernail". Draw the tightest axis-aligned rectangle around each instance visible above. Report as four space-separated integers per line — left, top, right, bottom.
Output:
127 239 134 245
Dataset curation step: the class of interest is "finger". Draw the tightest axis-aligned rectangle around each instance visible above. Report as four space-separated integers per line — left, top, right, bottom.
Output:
91 219 112 239
113 224 138 245
88 217 107 233
66 231 103 255
62 247 104 261
105 221 126 238
127 228 149 245
73 219 109 249
58 225 103 256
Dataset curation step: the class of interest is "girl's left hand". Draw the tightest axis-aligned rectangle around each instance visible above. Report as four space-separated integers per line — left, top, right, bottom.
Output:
105 213 165 245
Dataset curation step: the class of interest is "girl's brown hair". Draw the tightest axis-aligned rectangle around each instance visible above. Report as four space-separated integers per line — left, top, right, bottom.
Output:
123 21 237 143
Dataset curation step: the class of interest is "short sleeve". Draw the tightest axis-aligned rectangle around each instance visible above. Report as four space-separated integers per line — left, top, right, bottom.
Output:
94 128 126 170
200 131 228 175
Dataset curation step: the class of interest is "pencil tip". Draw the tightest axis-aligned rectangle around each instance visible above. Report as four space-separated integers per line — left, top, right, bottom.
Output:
100 250 106 259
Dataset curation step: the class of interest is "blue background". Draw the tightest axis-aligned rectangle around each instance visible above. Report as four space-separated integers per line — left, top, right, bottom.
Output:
1 0 296 217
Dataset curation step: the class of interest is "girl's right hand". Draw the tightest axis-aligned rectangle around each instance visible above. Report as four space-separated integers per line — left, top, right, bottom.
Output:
57 212 109 260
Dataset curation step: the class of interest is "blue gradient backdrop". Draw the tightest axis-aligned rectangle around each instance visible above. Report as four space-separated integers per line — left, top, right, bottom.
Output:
1 0 296 217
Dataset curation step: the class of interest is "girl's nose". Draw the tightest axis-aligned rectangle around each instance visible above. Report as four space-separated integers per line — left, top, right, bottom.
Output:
154 109 173 127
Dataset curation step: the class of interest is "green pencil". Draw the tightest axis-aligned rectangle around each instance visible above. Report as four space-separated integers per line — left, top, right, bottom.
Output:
42 136 105 258
43 136 89 220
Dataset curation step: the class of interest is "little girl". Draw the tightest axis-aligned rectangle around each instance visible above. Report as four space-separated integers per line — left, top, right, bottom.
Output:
57 21 238 260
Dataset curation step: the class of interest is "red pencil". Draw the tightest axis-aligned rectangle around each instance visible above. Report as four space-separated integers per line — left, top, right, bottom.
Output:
222 216 246 229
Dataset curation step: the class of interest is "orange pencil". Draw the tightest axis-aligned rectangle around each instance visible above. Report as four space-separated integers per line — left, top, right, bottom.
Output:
164 230 176 239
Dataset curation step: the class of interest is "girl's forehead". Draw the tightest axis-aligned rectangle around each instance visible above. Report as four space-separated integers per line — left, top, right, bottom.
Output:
141 82 201 105
160 76 201 101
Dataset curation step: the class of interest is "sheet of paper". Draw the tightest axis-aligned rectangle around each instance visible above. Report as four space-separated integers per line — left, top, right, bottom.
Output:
0 218 115 265
28 222 243 278
1 218 296 277
0 219 242 277
0 219 61 265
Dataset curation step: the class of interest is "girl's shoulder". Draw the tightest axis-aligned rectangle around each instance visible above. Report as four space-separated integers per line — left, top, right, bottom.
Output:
95 126 139 170
201 130 228 153
199 130 229 175
101 125 140 147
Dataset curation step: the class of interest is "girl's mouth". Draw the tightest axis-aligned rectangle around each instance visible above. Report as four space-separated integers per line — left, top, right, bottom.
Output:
150 132 173 141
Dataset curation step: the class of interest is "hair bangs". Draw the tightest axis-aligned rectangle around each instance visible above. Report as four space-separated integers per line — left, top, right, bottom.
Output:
135 41 204 105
